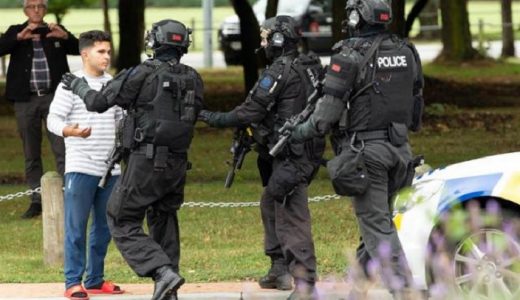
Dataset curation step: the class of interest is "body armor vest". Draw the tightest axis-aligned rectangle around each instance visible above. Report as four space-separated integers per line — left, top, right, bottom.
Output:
347 35 416 132
253 54 324 148
133 59 198 153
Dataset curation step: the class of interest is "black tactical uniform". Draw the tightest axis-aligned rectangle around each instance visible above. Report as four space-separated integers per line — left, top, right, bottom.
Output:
293 0 424 298
62 20 203 300
199 15 325 300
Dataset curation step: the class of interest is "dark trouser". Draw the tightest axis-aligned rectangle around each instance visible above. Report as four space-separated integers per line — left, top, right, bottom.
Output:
351 140 413 292
106 151 187 277
261 157 318 284
14 93 65 203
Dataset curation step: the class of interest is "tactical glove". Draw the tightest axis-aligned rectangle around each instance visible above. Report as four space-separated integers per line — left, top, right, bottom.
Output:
61 73 92 99
198 109 215 124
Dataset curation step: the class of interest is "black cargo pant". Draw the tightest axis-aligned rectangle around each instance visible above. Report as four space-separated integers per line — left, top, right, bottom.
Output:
351 140 414 291
106 150 187 276
260 155 318 284
14 93 65 203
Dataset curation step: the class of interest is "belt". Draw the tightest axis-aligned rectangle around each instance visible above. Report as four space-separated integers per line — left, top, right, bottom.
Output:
353 129 388 142
133 144 187 159
31 89 51 97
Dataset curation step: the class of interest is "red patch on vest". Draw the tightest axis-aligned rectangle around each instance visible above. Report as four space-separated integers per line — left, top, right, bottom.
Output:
331 64 342 72
379 13 390 22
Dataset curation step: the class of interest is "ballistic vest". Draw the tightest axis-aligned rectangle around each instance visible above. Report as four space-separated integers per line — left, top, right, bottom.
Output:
346 34 417 132
134 59 198 152
251 53 324 148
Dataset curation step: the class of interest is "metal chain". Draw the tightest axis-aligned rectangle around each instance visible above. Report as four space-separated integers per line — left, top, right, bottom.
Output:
0 187 341 207
182 194 341 208
0 187 41 203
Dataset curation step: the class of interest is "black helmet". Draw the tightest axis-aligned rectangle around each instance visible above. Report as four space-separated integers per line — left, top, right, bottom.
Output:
345 0 392 28
260 15 301 48
145 19 191 55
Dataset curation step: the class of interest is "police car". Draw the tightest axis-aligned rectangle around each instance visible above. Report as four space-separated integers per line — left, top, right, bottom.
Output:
393 152 520 299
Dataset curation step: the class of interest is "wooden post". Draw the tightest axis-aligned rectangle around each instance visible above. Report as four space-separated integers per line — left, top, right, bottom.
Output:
41 171 64 267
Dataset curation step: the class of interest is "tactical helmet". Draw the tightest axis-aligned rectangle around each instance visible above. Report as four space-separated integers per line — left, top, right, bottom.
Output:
345 0 392 28
260 15 301 48
145 19 191 54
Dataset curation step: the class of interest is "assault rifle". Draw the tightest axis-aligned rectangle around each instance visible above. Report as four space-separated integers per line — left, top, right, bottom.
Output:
98 118 125 188
269 68 323 157
98 145 123 188
225 127 253 188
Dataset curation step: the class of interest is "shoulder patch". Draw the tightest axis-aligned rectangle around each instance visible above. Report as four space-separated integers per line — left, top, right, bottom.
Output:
259 75 275 90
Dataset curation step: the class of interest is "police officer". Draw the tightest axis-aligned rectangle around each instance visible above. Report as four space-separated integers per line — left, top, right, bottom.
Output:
292 0 424 298
198 15 325 300
61 20 204 300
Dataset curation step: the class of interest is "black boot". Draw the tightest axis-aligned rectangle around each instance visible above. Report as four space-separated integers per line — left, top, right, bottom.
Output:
21 202 42 219
161 289 178 300
151 265 184 300
258 258 293 290
287 282 318 300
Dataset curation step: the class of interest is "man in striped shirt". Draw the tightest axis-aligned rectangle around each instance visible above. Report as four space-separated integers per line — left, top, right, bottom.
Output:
47 30 123 300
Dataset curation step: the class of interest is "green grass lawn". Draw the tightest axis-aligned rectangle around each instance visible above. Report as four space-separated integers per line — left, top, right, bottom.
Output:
1 104 519 283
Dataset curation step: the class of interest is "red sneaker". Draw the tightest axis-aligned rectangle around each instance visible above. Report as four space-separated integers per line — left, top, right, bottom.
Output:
85 280 124 294
64 285 89 300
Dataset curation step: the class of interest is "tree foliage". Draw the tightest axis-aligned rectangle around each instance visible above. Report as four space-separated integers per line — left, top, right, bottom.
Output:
230 0 261 94
47 0 97 24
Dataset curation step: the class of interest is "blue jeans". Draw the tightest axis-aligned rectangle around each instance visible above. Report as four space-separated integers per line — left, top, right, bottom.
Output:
64 172 118 289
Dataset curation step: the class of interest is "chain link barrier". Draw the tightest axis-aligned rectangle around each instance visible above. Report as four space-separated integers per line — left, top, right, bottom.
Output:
0 187 341 207
0 187 41 203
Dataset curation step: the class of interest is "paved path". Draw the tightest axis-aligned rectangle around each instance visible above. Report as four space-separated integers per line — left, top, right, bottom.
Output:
0 281 396 300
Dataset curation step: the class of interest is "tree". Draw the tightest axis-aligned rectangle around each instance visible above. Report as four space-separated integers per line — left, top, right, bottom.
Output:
116 0 145 71
230 0 261 94
331 0 346 42
266 0 279 19
438 0 479 62
47 0 97 24
388 0 405 37
415 0 441 40
501 0 515 57
100 0 115 62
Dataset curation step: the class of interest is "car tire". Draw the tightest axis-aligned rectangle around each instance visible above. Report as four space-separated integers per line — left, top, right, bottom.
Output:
425 198 520 299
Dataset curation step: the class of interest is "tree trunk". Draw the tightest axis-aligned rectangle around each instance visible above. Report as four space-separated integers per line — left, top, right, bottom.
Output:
231 0 261 95
438 0 478 62
501 0 515 57
332 0 346 42
116 0 145 72
101 0 115 63
266 0 278 19
405 0 429 38
388 0 405 37
416 0 441 40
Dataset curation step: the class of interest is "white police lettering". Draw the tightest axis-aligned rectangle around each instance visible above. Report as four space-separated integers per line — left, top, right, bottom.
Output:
377 56 407 68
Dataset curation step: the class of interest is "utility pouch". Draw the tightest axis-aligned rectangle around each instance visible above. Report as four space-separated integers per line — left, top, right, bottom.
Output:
410 95 424 132
265 160 303 201
327 149 370 197
121 115 136 150
154 146 169 171
252 124 272 146
181 90 196 123
388 122 408 147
